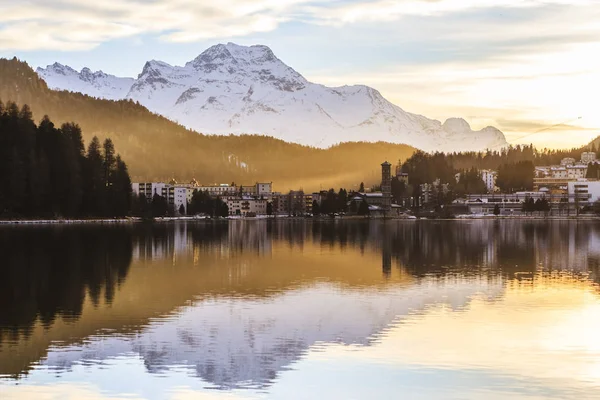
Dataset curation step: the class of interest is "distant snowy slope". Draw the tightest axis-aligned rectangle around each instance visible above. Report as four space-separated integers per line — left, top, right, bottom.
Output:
37 63 134 101
37 43 508 152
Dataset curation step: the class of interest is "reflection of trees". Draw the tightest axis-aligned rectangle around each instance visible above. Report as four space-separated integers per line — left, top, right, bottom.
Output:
3 220 600 349
0 226 133 344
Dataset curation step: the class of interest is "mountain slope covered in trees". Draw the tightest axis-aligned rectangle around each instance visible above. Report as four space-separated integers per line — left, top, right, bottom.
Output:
0 58 415 191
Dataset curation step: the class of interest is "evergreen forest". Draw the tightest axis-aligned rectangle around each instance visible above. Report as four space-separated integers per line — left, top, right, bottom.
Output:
0 100 131 218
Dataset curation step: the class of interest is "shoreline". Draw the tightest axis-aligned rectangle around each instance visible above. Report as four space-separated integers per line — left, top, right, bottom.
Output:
1 214 600 225
0 218 135 225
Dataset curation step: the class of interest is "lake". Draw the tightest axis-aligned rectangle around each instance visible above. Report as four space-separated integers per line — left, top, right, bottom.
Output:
1 220 600 399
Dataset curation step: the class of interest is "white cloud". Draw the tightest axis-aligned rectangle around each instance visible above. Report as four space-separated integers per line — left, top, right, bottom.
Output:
308 0 598 25
1 0 599 51
0 0 311 51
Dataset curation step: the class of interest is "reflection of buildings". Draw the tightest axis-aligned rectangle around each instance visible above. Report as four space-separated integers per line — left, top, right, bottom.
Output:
132 221 273 263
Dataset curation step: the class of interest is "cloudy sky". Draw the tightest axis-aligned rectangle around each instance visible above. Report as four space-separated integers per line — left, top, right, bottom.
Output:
1 0 599 149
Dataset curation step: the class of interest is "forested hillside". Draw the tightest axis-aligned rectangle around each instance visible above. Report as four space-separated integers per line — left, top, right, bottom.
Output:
0 58 415 191
0 101 131 218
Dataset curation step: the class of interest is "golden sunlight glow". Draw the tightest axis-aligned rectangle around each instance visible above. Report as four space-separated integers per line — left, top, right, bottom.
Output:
310 42 600 149
310 274 600 388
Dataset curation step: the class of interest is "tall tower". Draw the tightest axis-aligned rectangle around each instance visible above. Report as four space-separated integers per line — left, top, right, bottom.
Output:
381 161 392 213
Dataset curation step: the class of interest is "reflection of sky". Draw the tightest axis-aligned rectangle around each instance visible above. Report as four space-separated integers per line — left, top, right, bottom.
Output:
2 275 600 399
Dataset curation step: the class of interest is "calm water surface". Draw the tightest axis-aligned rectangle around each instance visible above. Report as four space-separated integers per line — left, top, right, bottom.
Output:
1 220 600 399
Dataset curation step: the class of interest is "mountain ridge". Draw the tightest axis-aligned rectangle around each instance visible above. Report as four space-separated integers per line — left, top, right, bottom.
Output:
0 57 416 191
37 43 508 152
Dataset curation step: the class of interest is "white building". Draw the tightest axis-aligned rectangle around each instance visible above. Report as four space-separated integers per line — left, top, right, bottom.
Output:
173 187 188 213
196 184 237 197
481 170 497 193
133 182 167 199
581 152 597 165
132 182 189 214
567 181 600 203
567 165 587 179
239 182 273 197
535 166 551 178
550 166 568 179
561 157 576 166
256 182 273 197
226 196 268 216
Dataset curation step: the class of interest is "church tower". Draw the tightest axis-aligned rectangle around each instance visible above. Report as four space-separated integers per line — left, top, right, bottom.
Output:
381 161 392 213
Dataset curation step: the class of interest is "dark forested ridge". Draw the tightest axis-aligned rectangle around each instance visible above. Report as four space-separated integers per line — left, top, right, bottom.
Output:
0 101 131 218
399 143 600 190
0 58 416 191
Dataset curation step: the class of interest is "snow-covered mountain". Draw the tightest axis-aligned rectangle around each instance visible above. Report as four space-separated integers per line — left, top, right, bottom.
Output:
37 43 508 152
38 62 134 101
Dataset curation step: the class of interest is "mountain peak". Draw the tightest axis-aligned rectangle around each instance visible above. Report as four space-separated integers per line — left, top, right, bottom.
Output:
187 43 236 69
38 62 77 76
187 43 279 70
442 118 472 134
35 44 509 152
36 62 134 101
224 43 277 63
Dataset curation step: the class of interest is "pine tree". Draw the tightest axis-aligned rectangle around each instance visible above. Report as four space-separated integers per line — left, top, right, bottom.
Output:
112 156 132 217
151 193 168 217
0 100 132 219
358 200 370 216
83 136 106 216
103 138 116 186
312 200 320 215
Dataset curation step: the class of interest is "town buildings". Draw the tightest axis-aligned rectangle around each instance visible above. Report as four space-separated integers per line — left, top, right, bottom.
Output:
225 196 268 216
481 170 497 193
420 180 450 205
582 152 597 165
534 152 597 189
560 157 576 166
132 182 190 214
132 181 276 216
455 169 498 193
196 184 237 197
567 181 600 204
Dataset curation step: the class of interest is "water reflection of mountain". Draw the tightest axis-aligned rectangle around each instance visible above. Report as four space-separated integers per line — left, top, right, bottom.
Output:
42 280 502 389
1 220 600 387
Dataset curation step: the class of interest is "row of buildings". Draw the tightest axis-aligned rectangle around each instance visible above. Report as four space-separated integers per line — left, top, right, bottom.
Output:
132 181 333 217
458 181 600 214
451 152 600 215
450 152 597 196
132 181 274 216
132 162 397 217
